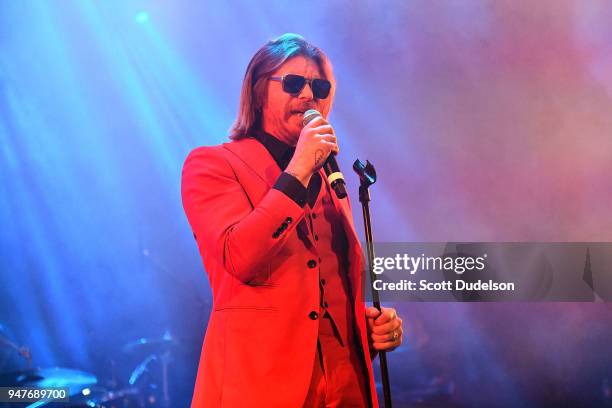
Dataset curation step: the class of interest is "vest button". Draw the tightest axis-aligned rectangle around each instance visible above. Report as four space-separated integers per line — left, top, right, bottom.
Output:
307 259 317 268
309 311 319 320
312 213 317 219
314 235 319 241
323 301 329 308
320 279 326 286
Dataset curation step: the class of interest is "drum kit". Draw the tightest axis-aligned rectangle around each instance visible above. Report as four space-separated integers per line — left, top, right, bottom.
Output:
0 328 179 408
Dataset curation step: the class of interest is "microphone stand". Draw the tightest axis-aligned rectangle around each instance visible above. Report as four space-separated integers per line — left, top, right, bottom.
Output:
352 159 393 408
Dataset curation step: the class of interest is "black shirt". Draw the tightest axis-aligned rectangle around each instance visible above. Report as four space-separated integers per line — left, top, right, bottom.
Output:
252 129 322 208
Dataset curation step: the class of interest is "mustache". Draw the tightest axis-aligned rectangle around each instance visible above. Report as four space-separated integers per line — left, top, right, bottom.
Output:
289 104 317 113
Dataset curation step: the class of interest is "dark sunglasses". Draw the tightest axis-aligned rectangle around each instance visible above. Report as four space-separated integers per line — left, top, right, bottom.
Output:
269 74 331 99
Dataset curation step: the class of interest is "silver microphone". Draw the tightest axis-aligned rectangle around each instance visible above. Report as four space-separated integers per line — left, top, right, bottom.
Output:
302 109 347 199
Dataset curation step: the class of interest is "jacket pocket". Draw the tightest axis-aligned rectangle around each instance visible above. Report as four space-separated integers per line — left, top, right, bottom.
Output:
214 278 278 311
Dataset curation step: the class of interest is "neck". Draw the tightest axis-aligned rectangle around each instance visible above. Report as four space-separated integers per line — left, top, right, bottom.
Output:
260 119 297 146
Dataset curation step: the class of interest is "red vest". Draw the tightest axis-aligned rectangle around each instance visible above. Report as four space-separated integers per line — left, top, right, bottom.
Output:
303 179 356 347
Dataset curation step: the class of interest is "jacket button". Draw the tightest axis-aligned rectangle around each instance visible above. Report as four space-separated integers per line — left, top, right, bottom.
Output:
307 259 317 268
285 217 292 224
309 311 319 320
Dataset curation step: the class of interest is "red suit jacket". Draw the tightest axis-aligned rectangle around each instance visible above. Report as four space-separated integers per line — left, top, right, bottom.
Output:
181 137 378 407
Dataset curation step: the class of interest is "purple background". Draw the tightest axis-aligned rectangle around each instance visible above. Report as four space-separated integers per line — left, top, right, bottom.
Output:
1 1 611 406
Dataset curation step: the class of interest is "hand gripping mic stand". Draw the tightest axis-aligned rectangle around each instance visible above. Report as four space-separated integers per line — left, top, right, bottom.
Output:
352 159 393 408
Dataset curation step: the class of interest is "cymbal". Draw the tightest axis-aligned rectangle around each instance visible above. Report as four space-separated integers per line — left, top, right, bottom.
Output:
0 367 97 391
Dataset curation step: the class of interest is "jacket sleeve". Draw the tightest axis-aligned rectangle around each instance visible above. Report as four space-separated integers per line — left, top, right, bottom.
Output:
181 146 306 283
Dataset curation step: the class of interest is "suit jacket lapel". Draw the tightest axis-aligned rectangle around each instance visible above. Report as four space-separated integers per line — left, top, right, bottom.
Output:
324 171 365 302
223 138 281 187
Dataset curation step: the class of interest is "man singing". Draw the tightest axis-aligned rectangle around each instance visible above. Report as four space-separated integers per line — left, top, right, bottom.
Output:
182 33 403 408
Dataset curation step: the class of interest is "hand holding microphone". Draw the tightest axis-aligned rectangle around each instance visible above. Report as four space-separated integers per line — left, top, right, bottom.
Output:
285 109 347 199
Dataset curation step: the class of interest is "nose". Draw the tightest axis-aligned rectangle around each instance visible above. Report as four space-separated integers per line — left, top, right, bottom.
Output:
297 81 314 100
